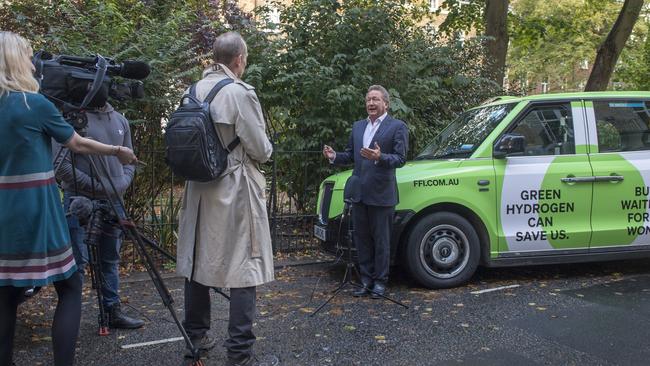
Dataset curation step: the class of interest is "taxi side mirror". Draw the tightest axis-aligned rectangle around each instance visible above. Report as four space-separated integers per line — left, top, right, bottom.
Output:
494 133 526 159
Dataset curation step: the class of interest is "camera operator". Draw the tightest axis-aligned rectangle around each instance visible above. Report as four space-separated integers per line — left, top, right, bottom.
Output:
0 31 136 366
52 102 145 330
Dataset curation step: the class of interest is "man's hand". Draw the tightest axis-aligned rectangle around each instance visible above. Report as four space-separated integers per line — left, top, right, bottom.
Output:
323 145 336 160
115 146 138 165
360 142 381 161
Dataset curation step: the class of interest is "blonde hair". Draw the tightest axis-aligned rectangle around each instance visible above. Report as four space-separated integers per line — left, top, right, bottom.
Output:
0 31 39 97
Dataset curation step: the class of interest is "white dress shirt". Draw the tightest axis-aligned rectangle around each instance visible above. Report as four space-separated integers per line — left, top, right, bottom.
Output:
329 112 387 163
363 112 387 148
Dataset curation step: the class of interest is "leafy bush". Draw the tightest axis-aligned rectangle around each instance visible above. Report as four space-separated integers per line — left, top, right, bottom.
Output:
0 0 209 238
249 0 501 209
1 0 502 222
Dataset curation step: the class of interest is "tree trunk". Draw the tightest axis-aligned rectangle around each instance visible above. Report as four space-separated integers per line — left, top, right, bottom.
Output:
585 0 644 91
484 0 509 87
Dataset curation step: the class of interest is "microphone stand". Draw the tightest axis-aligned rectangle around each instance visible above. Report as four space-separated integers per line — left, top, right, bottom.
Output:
311 181 408 316
310 198 365 316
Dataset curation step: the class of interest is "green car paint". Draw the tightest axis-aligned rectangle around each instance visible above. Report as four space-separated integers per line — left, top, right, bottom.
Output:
315 91 650 288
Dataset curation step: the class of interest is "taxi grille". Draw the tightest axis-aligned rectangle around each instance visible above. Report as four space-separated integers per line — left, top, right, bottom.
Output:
319 182 334 224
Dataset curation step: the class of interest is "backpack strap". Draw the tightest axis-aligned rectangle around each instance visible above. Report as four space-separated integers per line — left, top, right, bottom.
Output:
227 136 241 152
204 78 234 104
202 78 240 152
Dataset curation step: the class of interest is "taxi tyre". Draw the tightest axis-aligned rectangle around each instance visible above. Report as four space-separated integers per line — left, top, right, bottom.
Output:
405 212 480 289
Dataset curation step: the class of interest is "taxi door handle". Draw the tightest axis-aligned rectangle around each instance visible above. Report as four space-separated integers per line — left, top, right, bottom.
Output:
561 175 624 183
593 175 624 182
561 176 595 183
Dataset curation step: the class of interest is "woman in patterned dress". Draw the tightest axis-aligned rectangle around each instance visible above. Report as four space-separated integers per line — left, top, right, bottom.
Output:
0 32 137 366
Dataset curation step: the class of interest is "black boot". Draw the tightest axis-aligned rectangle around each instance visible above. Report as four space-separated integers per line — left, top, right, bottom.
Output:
107 303 145 329
225 354 279 366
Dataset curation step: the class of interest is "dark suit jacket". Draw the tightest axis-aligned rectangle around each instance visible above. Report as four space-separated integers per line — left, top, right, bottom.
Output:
333 115 408 207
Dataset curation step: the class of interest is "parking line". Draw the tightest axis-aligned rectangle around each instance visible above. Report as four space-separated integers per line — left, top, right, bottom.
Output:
121 337 184 349
471 284 521 295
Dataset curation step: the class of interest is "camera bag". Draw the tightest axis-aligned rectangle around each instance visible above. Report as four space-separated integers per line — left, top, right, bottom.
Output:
164 78 240 182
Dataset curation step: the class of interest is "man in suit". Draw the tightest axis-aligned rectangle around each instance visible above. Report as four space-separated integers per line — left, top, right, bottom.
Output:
323 85 408 298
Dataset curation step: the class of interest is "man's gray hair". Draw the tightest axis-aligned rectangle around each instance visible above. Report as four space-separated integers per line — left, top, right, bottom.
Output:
367 85 390 105
212 32 248 65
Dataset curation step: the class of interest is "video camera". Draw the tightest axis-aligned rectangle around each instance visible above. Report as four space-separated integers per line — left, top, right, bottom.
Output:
33 51 151 129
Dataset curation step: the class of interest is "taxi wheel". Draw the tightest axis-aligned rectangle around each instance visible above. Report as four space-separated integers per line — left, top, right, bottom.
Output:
405 212 480 289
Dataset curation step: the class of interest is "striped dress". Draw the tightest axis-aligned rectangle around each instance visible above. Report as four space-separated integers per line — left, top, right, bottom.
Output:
0 91 77 287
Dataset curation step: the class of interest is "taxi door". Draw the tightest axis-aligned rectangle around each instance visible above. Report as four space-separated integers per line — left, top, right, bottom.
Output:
587 99 650 248
495 101 593 254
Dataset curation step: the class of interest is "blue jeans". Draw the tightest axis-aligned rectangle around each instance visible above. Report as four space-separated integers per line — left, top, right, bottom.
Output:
64 192 123 308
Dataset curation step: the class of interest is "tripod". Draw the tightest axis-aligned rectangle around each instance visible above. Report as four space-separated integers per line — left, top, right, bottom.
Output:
53 142 210 365
311 200 408 316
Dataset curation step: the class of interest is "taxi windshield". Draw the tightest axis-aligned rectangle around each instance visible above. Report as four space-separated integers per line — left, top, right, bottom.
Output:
416 103 516 160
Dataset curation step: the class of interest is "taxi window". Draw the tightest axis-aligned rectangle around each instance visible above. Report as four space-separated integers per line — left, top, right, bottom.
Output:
508 103 575 156
594 100 650 153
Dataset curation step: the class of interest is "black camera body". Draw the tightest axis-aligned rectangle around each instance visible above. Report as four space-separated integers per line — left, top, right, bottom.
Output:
33 52 150 128
84 201 117 249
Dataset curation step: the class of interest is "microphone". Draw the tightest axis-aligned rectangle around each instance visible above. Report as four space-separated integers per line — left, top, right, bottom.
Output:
343 175 361 204
118 60 151 80
67 196 93 224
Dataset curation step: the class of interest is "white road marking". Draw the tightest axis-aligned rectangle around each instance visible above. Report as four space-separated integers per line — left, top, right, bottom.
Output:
121 337 184 349
470 284 521 295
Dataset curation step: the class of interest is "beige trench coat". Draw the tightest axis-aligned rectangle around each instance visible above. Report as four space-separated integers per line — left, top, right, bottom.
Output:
176 64 274 288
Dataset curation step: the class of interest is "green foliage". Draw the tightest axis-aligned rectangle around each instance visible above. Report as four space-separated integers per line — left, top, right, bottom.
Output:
616 20 650 90
508 0 623 92
249 0 501 209
0 0 210 243
431 0 649 92
1 0 501 216
435 0 485 35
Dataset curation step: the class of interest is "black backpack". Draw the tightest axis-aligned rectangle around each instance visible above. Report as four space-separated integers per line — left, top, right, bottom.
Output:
164 79 240 182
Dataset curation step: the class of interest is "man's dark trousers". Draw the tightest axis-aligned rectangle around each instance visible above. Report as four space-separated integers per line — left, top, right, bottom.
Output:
352 202 394 286
183 280 256 360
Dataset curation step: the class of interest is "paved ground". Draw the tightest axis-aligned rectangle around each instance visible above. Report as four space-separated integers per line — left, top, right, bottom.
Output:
12 255 650 366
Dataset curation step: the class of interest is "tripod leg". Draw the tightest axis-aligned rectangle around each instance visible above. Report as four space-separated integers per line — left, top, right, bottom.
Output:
85 156 204 364
212 287 230 301
87 240 110 335
122 224 203 362
138 232 176 262
311 261 360 316
310 285 347 317
364 284 409 309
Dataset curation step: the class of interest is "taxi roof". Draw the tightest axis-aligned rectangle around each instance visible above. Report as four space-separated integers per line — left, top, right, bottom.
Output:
481 91 650 107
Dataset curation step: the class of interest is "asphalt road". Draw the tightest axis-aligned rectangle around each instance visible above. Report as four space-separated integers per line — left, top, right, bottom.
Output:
12 256 650 366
